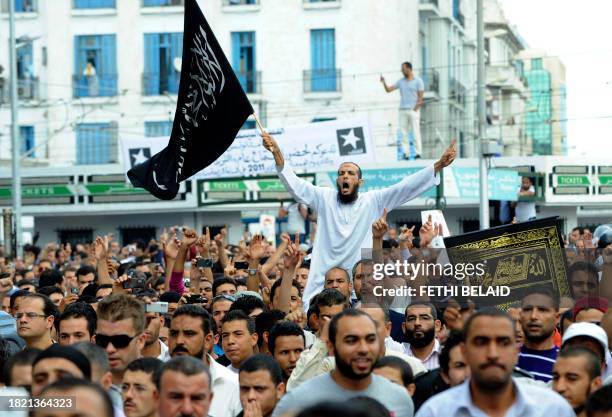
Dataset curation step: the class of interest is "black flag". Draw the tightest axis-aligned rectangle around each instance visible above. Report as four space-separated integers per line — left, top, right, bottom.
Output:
128 0 253 200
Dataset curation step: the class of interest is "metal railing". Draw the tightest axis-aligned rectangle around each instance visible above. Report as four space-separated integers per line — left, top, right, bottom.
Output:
303 69 341 93
72 74 118 98
142 72 180 96
235 70 261 94
0 77 38 102
1 0 37 12
142 0 183 6
223 0 259 5
422 69 439 95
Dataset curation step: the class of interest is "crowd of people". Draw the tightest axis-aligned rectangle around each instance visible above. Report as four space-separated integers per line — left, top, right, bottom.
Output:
0 134 611 417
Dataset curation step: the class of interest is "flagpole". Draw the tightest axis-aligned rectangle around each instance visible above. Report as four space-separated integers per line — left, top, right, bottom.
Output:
253 113 266 134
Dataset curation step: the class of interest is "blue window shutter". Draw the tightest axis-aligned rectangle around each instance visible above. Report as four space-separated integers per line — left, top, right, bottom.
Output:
144 34 161 95
15 0 23 11
100 35 117 96
74 36 84 97
231 32 244 89
145 121 173 137
77 123 112 164
169 32 183 93
311 29 335 91
19 126 35 157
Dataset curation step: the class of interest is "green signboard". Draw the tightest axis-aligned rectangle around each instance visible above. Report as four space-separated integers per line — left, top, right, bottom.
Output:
0 185 73 198
85 183 148 195
555 175 591 187
598 175 612 186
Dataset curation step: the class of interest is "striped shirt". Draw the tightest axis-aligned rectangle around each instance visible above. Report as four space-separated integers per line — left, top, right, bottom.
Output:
517 345 559 382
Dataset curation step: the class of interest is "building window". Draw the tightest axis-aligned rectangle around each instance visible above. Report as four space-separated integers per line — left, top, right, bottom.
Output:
143 0 183 5
531 58 543 70
240 120 256 130
309 29 337 92
73 0 115 8
20 126 35 158
143 33 183 95
145 121 173 137
58 229 94 247
225 0 257 5
311 117 336 123
231 32 258 94
73 35 117 97
120 227 156 246
1 0 37 12
76 122 117 165
16 43 37 100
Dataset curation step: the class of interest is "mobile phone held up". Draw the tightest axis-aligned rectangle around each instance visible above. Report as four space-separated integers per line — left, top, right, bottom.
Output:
123 269 147 289
145 302 169 314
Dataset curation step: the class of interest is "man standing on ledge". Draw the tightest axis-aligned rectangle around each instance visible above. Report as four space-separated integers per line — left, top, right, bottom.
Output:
261 132 456 310
381 62 425 159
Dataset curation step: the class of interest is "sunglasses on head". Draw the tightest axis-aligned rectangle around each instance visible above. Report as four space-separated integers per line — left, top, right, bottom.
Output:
95 334 136 349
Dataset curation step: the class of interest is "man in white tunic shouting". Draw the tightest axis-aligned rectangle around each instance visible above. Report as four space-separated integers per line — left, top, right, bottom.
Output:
261 132 457 310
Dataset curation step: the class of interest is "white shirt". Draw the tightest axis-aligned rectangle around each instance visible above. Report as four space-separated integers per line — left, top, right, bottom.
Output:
208 355 242 417
415 378 574 417
385 338 427 376
156 339 171 362
516 185 536 221
402 338 442 370
277 161 439 310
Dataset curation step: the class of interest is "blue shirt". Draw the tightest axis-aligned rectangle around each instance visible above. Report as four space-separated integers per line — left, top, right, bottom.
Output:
394 77 425 109
415 378 574 417
517 345 559 382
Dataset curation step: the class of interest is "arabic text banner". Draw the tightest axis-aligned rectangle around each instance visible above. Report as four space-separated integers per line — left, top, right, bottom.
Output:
121 118 375 180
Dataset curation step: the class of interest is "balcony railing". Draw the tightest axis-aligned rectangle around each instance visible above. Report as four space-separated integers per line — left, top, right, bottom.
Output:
142 72 180 96
223 0 258 5
73 74 118 98
449 77 466 106
304 69 341 93
0 77 39 102
235 70 261 94
142 0 183 6
422 69 439 95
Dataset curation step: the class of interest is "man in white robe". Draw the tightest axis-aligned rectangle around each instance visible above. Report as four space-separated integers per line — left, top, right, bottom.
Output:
261 132 457 310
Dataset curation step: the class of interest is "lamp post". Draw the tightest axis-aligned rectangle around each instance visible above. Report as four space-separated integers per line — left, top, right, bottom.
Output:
9 0 22 258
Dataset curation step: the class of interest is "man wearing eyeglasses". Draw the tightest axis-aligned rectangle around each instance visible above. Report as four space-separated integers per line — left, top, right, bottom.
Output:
16 293 57 350
96 294 147 408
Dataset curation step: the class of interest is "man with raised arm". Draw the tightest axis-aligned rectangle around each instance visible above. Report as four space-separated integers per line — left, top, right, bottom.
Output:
261 132 456 310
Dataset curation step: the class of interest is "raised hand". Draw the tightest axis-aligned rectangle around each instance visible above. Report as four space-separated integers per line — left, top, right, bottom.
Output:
224 257 236 277
93 235 109 261
434 138 457 172
196 227 211 257
419 214 439 248
181 227 198 248
214 228 227 248
372 208 389 240
283 234 302 270
247 234 266 261
163 229 180 261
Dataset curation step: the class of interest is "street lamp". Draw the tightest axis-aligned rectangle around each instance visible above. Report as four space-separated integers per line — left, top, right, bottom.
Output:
8 0 22 258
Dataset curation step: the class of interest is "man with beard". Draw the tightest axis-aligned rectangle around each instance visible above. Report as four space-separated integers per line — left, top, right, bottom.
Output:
402 302 442 370
169 304 242 417
415 309 574 417
262 131 457 310
273 309 413 417
517 289 560 382
553 347 603 417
